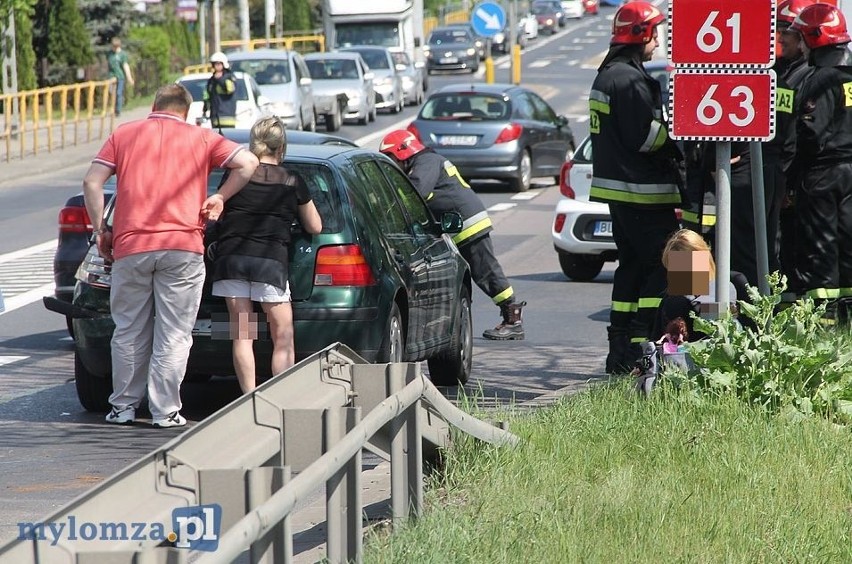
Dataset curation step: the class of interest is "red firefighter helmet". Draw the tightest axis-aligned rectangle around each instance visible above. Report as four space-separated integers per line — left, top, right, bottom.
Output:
777 0 816 29
791 3 850 49
611 1 665 45
379 130 425 162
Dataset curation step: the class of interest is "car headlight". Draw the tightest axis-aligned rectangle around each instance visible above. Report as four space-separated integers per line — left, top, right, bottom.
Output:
76 245 112 288
494 32 505 44
466 48 476 56
401 76 414 87
546 18 554 25
269 101 296 117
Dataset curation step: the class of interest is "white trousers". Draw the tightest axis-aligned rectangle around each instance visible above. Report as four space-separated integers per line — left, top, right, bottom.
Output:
108 250 205 419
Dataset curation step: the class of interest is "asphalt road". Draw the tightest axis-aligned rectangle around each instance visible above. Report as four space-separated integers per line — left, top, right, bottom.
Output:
0 7 633 554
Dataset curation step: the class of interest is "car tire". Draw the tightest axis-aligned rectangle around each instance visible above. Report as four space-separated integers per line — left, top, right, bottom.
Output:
369 103 377 122
305 111 317 132
325 106 341 132
75 351 112 412
358 103 369 125
427 286 472 386
377 302 405 363
558 253 605 282
510 149 532 192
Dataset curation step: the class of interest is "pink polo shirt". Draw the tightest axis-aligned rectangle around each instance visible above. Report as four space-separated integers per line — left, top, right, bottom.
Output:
93 112 243 260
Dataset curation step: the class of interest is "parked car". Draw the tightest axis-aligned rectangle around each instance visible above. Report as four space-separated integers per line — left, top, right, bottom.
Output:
304 52 377 128
407 83 576 192
491 18 531 54
532 2 561 35
561 0 585 19
441 23 492 60
43 130 358 336
227 49 316 132
63 145 474 411
550 61 672 281
390 51 427 105
339 46 405 114
533 0 567 27
423 26 480 74
176 72 272 129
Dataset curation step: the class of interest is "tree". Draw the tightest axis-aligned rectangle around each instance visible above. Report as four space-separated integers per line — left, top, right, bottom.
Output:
78 0 135 47
32 0 94 85
281 0 311 32
12 6 36 90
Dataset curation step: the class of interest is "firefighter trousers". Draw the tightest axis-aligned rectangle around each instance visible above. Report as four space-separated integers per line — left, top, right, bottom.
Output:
609 204 680 343
459 235 514 306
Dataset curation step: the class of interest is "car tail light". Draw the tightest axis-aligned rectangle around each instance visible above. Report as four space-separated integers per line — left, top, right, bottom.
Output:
314 245 377 287
559 161 576 199
406 122 421 142
554 213 567 234
675 208 683 222
494 123 522 144
59 206 92 233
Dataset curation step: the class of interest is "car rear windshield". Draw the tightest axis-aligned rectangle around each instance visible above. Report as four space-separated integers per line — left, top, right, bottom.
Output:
230 59 292 85
420 94 510 120
353 50 390 70
207 163 342 233
306 59 359 80
428 29 471 45
180 78 249 102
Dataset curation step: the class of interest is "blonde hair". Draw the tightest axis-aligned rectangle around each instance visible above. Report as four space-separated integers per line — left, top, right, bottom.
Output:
661 228 716 279
250 117 287 159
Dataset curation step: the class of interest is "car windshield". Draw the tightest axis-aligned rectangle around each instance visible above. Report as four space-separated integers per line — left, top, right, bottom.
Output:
391 52 410 66
179 77 249 101
335 22 400 48
420 94 510 121
306 59 359 80
229 59 292 85
428 30 471 45
353 50 390 70
533 5 555 15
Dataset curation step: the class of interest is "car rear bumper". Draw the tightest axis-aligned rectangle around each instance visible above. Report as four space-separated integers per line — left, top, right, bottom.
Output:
429 145 520 180
551 198 617 256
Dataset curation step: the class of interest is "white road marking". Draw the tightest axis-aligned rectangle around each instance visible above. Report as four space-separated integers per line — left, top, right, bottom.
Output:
0 240 56 265
0 356 28 367
511 193 539 201
529 60 552 68
2 283 55 315
488 203 517 212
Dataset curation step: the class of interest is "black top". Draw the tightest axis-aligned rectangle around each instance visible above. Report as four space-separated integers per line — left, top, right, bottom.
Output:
211 164 313 289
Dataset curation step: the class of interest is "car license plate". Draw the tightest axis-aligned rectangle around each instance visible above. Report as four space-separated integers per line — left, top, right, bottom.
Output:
192 318 212 336
439 57 458 64
440 135 477 146
593 220 613 237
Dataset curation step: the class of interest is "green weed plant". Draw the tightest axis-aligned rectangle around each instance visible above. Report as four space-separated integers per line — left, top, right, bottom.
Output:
673 272 852 422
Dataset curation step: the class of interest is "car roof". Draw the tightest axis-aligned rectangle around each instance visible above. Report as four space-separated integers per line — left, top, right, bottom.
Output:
178 71 249 82
284 143 361 161
339 45 389 53
227 49 293 59
221 129 358 147
304 52 362 61
433 82 520 96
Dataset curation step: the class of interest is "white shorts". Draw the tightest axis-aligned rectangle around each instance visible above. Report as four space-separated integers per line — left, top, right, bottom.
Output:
212 280 291 303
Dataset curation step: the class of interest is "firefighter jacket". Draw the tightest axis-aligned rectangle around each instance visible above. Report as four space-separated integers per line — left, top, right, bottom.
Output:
766 56 803 167
406 149 492 247
795 46 852 166
781 56 812 190
203 70 238 128
588 48 682 208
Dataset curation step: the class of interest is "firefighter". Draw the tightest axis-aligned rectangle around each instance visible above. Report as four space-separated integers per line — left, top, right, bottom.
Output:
379 130 527 340
204 52 238 129
589 1 682 373
789 4 852 323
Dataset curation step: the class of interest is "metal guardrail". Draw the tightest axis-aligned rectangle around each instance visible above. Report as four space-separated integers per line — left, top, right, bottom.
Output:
0 342 518 564
0 79 115 163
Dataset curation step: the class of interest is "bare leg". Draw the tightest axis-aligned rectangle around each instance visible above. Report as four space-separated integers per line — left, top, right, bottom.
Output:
225 297 257 393
262 300 295 375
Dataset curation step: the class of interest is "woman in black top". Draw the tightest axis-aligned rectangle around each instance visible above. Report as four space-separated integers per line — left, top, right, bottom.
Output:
211 117 322 393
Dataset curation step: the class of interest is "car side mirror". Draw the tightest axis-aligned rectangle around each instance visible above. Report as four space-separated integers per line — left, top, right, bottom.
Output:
364 71 375 81
556 115 569 127
440 211 464 233
299 77 312 86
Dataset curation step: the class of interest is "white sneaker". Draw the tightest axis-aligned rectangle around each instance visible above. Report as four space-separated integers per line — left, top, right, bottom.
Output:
152 411 187 428
105 406 135 425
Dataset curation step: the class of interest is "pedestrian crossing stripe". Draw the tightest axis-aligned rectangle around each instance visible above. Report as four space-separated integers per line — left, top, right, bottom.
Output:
0 356 28 368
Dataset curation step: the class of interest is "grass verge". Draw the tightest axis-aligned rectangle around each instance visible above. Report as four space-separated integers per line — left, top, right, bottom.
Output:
364 381 852 562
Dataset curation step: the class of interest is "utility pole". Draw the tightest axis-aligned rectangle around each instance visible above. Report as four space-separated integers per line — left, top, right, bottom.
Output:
212 0 221 54
198 0 207 62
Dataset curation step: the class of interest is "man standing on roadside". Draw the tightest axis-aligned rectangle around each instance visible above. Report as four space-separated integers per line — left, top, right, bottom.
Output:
107 37 134 116
588 1 682 373
82 84 259 428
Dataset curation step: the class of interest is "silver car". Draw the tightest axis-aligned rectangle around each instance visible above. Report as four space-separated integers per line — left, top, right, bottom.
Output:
339 46 405 114
304 52 377 128
390 51 427 106
228 49 316 131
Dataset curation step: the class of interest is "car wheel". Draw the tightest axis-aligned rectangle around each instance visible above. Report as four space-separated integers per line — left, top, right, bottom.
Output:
510 149 532 192
558 253 605 282
377 302 405 363
305 110 316 132
325 105 341 132
75 351 112 412
427 286 472 386
369 103 377 122
358 102 369 125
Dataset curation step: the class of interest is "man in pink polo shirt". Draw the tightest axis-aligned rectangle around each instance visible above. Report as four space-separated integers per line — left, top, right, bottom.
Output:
82 83 259 428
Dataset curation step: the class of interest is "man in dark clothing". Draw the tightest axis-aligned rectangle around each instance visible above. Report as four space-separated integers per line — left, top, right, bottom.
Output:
588 1 682 373
789 4 852 323
204 51 238 129
380 129 526 340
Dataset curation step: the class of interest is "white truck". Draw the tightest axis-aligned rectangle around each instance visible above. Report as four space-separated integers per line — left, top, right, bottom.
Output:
322 0 425 64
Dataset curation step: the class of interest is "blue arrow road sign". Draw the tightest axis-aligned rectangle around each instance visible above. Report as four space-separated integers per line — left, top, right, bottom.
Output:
471 1 506 37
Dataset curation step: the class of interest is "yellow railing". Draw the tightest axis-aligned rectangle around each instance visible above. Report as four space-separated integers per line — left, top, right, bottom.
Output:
221 34 326 53
0 79 114 163
444 9 470 24
424 16 440 37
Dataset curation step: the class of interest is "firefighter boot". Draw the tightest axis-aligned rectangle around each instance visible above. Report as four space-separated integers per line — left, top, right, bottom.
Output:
605 326 630 375
482 300 526 340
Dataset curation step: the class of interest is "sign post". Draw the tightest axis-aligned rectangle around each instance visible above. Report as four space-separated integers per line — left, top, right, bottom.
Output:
471 2 506 84
669 0 776 306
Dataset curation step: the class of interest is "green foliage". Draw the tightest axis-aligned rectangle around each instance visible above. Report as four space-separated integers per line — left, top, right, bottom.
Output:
9 4 37 91
0 0 36 21
78 0 136 46
127 25 169 85
163 17 198 64
674 272 852 422
31 0 93 85
281 0 311 32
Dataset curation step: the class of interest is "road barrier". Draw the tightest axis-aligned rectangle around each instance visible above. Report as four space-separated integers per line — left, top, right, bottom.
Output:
0 343 518 563
0 80 114 163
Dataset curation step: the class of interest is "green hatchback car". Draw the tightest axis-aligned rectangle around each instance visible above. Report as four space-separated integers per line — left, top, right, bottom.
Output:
70 144 473 412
